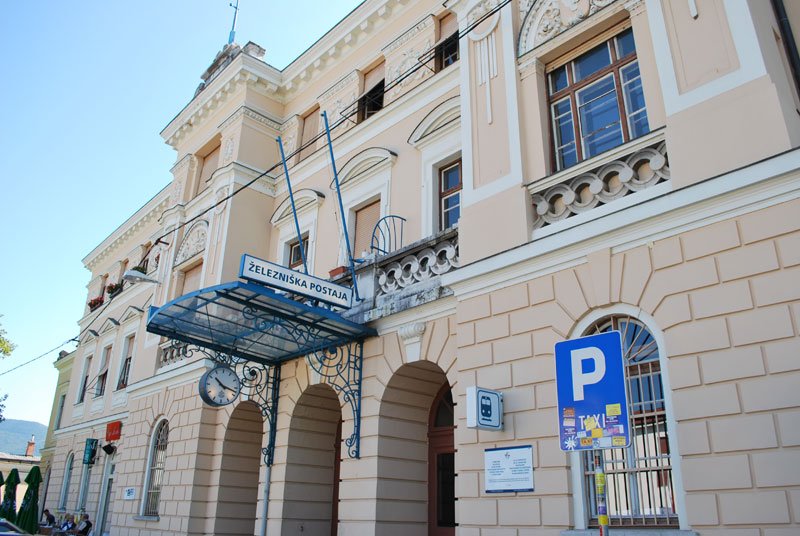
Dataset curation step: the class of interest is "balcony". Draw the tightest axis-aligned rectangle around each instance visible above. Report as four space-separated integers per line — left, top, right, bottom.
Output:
527 130 670 235
341 227 460 323
158 340 191 369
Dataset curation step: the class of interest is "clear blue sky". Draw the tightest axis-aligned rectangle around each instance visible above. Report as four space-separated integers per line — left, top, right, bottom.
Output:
0 0 363 426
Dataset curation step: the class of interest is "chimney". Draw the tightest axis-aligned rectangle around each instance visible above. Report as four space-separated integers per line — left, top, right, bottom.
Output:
25 435 35 457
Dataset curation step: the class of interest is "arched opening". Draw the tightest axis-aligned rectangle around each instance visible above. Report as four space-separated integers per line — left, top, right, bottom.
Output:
375 361 454 535
214 401 264 535
282 384 342 535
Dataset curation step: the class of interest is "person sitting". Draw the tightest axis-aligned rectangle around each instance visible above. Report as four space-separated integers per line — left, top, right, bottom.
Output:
73 513 92 535
42 509 56 526
52 514 75 535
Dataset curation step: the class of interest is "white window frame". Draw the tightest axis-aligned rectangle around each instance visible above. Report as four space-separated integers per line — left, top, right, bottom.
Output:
58 452 74 510
408 96 461 237
270 189 323 274
77 353 93 405
77 459 92 511
140 418 169 517
568 304 688 530
117 332 136 391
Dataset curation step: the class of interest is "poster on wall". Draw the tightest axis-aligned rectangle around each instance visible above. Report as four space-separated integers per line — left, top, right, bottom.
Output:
484 445 534 493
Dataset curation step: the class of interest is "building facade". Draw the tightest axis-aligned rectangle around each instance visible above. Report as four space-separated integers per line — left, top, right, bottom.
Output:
45 0 800 535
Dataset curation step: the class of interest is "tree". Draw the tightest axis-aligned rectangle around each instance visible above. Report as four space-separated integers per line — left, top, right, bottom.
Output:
0 315 14 357
0 316 13 423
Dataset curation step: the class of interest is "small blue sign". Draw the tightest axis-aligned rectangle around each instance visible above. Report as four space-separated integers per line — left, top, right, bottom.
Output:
466 386 503 430
554 331 630 452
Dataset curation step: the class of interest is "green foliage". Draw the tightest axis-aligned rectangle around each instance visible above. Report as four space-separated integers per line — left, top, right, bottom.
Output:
0 315 13 358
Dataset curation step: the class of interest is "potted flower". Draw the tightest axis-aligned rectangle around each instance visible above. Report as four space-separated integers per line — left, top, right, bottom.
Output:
106 282 123 298
131 265 147 274
87 296 104 311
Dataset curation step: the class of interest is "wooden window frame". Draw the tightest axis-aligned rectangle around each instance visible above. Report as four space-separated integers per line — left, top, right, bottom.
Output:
288 235 309 270
439 159 462 231
547 27 646 171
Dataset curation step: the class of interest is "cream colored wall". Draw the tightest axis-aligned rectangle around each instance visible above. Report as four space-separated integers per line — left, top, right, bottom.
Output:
452 197 800 532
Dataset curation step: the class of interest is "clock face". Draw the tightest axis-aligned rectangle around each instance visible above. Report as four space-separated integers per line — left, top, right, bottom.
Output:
199 366 241 407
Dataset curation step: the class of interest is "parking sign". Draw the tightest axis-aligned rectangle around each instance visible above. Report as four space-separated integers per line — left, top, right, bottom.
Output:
555 331 630 452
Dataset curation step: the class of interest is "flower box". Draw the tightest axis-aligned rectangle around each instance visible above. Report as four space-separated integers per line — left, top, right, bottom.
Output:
87 296 104 311
106 283 123 297
329 265 348 279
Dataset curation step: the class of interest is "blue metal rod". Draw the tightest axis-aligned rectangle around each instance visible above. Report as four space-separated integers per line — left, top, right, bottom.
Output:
322 111 360 302
276 136 309 275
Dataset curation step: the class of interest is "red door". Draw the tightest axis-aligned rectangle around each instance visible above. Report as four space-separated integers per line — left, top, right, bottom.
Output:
428 384 455 536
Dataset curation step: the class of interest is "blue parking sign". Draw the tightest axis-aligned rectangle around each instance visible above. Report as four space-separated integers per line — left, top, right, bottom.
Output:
555 331 630 452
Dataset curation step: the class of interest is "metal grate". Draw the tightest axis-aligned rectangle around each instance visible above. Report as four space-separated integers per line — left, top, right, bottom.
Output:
582 315 678 526
143 420 169 516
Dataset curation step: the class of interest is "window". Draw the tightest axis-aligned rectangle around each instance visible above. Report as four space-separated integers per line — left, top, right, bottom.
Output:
435 13 459 71
353 199 381 258
180 263 203 295
548 28 649 171
299 106 320 161
95 345 111 397
288 235 309 270
197 143 221 195
59 452 74 510
358 62 385 122
117 335 134 390
77 356 92 404
54 394 66 429
142 420 169 516
439 160 462 230
77 463 92 511
580 315 677 527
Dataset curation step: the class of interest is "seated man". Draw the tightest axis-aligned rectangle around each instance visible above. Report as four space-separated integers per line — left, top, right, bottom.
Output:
73 514 92 536
52 514 75 535
42 509 56 526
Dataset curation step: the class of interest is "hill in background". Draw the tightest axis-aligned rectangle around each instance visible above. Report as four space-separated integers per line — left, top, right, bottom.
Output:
0 419 47 456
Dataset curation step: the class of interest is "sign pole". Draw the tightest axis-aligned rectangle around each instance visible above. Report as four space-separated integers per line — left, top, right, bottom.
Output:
276 136 309 275
594 451 610 535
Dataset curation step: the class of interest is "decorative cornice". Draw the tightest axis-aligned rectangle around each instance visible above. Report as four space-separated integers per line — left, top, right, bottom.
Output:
518 0 618 56
382 15 435 55
174 220 209 266
270 189 326 225
319 70 360 102
218 105 283 133
333 147 398 190
84 188 171 271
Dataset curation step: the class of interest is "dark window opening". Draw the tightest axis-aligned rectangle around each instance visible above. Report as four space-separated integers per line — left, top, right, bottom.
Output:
358 79 385 122
436 33 459 71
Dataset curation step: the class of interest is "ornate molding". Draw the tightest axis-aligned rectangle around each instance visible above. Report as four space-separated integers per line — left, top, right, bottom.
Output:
385 40 434 101
530 139 669 230
174 220 208 266
382 15 434 55
218 105 282 133
518 0 617 57
399 322 426 363
468 0 504 26
376 238 460 295
319 70 360 102
270 189 326 225
408 96 461 147
334 147 397 191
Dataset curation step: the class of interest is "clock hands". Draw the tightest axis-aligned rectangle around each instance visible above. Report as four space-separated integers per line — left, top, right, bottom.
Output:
215 377 237 395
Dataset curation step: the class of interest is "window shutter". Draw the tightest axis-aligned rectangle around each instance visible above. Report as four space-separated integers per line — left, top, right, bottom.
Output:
363 62 385 91
440 13 458 38
300 107 320 160
198 145 221 191
182 264 203 294
353 200 381 257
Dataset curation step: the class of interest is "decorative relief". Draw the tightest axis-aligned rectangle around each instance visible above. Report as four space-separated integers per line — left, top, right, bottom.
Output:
222 138 235 165
385 41 433 101
174 220 209 265
399 322 426 363
469 13 500 124
376 238 459 295
468 0 504 26
383 16 434 55
319 70 360 102
518 0 616 56
170 154 198 204
530 140 669 230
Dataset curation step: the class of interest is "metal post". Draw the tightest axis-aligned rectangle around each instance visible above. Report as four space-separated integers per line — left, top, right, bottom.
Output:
276 136 308 274
594 451 610 535
321 111 361 301
260 464 271 536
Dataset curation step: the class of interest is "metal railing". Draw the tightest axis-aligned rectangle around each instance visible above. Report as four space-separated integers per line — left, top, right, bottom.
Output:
370 215 406 257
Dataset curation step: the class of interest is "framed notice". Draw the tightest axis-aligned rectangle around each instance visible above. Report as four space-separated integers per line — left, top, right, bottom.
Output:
123 487 136 500
484 445 534 493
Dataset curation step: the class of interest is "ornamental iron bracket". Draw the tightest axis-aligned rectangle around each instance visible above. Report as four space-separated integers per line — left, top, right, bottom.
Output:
306 340 365 458
169 340 282 466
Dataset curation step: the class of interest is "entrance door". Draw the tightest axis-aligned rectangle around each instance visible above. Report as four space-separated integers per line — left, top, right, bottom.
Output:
97 461 115 536
428 384 455 536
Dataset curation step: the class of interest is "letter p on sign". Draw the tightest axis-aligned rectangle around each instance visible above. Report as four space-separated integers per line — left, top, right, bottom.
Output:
571 346 606 401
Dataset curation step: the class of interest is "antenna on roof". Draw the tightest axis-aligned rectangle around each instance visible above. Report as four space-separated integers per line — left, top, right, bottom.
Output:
228 0 240 45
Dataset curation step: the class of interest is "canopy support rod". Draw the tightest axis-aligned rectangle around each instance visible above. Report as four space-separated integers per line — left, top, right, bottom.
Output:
277 136 309 274
322 111 361 302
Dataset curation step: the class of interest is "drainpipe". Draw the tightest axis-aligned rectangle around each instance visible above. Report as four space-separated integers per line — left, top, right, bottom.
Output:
260 465 272 536
772 0 800 98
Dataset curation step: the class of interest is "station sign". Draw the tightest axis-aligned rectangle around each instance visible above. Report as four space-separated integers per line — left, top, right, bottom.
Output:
240 254 353 308
466 386 503 430
555 331 630 452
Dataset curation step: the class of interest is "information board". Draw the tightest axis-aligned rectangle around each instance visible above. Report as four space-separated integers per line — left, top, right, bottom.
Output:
484 445 534 493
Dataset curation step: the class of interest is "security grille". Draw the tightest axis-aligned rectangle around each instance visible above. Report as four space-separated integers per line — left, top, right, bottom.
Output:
582 315 678 526
143 421 169 516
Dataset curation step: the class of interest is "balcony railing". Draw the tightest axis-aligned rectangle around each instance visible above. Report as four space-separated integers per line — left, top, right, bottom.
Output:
158 340 190 368
527 130 669 232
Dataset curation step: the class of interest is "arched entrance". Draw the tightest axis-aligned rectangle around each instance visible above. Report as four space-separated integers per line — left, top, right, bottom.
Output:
282 384 342 535
214 401 263 536
375 361 454 535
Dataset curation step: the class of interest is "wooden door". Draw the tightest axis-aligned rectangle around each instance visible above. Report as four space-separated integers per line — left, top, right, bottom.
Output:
428 384 455 536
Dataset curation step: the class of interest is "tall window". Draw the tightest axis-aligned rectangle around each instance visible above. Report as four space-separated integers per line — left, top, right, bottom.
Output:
435 13 459 71
288 235 309 270
59 453 74 510
95 345 111 397
143 420 169 516
197 143 221 196
299 106 320 161
548 27 649 171
439 160 462 230
581 315 677 527
353 199 381 258
358 62 385 122
117 334 134 390
77 463 92 511
78 355 92 404
54 394 66 429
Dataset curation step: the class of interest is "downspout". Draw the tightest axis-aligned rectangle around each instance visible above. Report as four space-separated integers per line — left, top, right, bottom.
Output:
772 0 800 98
260 465 271 536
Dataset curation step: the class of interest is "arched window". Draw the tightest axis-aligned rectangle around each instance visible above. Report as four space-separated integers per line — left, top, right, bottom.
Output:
58 452 74 510
580 314 677 527
142 420 169 516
